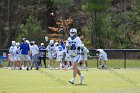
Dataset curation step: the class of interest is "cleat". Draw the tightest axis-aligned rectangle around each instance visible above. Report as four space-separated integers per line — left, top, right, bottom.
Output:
36 68 39 70
20 67 22 70
27 67 29 71
69 81 74 84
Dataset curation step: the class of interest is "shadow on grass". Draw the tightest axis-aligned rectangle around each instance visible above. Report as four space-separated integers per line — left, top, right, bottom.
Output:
74 84 88 86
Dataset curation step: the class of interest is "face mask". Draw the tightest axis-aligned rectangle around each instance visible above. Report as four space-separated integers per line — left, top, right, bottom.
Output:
70 33 75 37
30 43 33 45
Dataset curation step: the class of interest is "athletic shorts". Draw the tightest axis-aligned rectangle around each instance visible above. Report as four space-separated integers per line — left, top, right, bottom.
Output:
15 55 21 61
80 55 88 61
70 55 81 63
65 55 71 62
20 54 30 61
56 55 63 62
99 55 108 61
10 55 16 62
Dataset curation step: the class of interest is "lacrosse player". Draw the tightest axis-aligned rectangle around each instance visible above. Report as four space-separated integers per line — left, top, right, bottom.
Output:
79 44 89 71
46 40 56 69
9 41 17 69
64 41 72 70
15 42 21 69
68 28 84 85
96 49 108 69
55 42 64 69
30 41 39 70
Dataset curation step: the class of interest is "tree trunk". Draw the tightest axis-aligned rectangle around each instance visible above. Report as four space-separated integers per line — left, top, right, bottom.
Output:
91 11 97 48
4 0 12 48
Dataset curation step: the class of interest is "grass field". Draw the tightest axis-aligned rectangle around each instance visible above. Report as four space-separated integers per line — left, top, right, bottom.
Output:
1 59 140 68
0 67 140 93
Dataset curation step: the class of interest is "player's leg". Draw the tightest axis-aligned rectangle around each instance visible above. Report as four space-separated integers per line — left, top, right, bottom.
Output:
43 57 47 68
84 60 88 71
103 60 107 69
25 55 30 71
34 54 39 70
69 56 84 84
79 61 83 70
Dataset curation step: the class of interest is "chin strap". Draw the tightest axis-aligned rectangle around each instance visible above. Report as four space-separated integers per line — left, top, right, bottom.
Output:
71 35 76 40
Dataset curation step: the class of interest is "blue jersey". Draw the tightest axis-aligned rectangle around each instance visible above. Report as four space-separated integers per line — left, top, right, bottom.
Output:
39 46 46 57
20 42 30 55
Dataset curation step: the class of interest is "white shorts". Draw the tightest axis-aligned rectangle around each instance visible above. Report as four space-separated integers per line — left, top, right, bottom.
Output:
56 55 63 62
70 55 81 63
99 55 108 61
48 53 56 59
15 55 21 61
80 55 88 61
10 55 16 62
65 56 71 62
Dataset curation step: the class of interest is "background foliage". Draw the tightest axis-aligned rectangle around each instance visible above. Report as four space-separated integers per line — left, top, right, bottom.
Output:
0 0 140 49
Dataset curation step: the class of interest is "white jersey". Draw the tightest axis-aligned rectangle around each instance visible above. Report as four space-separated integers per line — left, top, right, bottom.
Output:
56 45 64 62
15 46 21 61
56 45 64 56
9 45 17 61
81 47 89 56
30 45 39 56
67 37 82 57
46 45 56 59
80 47 89 61
9 46 17 56
67 37 82 62
97 49 108 61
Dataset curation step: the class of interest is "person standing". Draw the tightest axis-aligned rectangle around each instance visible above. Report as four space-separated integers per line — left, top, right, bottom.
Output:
79 44 89 71
15 42 21 69
46 40 56 69
68 28 84 85
20 38 31 70
30 41 39 70
39 43 47 68
9 41 17 69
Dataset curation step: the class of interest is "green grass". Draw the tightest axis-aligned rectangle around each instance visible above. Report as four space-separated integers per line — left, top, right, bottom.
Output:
0 67 140 93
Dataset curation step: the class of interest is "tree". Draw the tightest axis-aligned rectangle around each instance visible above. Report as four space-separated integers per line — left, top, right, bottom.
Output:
17 16 43 44
84 0 110 48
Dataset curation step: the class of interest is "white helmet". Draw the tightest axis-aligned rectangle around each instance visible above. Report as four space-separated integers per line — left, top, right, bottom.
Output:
54 42 59 46
26 40 30 44
16 42 20 46
69 28 77 37
41 43 44 46
49 40 54 45
80 44 84 47
12 41 16 46
31 41 35 44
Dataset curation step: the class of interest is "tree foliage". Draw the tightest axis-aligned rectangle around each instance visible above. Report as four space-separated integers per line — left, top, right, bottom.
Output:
0 0 140 49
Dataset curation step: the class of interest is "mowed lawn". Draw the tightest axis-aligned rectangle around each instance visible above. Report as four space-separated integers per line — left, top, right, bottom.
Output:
0 67 140 93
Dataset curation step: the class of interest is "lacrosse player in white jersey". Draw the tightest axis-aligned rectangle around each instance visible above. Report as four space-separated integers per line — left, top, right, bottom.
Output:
15 42 21 69
68 28 84 85
64 41 72 70
30 41 39 70
96 49 108 69
55 42 64 69
46 40 56 69
79 44 89 71
9 41 17 69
